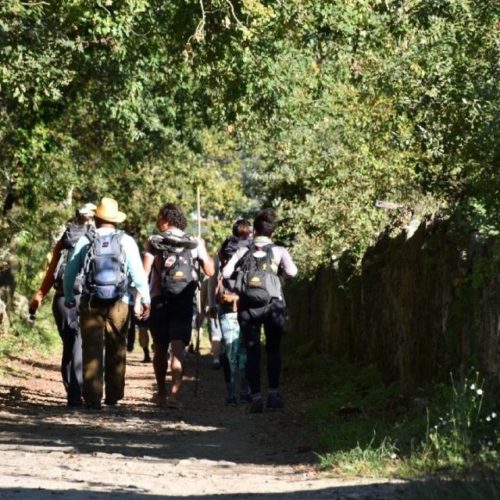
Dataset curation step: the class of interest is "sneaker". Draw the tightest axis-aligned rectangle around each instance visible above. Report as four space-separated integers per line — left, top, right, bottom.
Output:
247 398 263 414
266 392 284 410
225 396 238 407
239 392 252 404
165 397 182 410
151 392 167 406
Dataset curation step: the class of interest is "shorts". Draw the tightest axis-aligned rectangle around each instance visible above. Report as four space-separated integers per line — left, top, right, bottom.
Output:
219 312 240 344
149 295 194 347
208 316 222 342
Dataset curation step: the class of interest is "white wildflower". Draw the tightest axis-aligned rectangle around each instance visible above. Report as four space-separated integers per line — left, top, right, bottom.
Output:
476 389 483 396
390 453 397 460
486 416 491 422
470 384 476 390
492 412 497 419
488 441 493 447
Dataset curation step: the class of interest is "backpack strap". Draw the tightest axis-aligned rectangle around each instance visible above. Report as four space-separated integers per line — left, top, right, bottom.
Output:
85 228 97 245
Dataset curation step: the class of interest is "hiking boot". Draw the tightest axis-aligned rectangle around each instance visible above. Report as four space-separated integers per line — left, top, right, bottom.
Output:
239 392 252 404
67 399 83 408
247 398 263 414
104 398 118 406
85 401 102 410
266 392 284 410
225 396 238 407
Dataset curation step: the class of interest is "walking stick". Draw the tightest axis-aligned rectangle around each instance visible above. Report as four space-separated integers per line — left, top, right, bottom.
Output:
194 186 202 396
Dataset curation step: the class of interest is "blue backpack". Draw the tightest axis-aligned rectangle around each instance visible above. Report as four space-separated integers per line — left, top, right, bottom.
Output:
83 231 127 301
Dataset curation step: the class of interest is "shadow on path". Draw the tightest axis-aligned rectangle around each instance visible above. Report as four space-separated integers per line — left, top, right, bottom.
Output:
1 479 499 499
0 352 314 466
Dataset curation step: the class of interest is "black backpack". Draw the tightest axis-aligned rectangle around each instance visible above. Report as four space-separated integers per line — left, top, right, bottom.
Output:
149 231 199 299
234 244 283 308
53 223 92 292
83 231 128 301
219 236 252 293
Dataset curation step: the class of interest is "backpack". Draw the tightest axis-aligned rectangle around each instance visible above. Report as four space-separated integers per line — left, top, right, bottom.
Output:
53 223 91 292
83 231 128 301
149 231 199 299
216 236 251 307
234 244 283 308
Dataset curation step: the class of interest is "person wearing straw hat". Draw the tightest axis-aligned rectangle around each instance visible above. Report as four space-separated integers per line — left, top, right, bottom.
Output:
64 197 151 410
29 202 96 407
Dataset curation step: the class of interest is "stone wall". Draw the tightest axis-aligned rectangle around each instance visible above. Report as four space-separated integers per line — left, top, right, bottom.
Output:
285 218 500 391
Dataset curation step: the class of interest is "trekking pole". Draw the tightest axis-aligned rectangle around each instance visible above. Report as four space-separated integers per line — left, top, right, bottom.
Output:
194 185 202 397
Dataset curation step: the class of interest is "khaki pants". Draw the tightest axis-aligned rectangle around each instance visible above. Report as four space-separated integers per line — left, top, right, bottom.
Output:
79 296 129 405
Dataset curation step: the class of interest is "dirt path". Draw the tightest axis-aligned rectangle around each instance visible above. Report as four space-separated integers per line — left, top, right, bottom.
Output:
0 346 407 499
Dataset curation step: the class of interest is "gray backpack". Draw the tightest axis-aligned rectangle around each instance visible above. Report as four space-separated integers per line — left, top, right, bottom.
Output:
83 231 127 301
53 223 92 292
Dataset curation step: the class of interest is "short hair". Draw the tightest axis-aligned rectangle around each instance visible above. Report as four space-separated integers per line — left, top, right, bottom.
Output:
158 203 187 230
253 208 277 237
232 219 251 238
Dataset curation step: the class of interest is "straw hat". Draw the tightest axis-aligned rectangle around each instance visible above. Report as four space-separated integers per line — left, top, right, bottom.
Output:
94 197 126 223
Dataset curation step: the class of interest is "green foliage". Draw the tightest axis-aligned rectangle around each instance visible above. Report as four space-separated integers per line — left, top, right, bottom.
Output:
0 0 252 295
0 0 498 286
0 299 60 370
230 0 499 271
415 372 499 471
318 437 399 477
290 351 500 477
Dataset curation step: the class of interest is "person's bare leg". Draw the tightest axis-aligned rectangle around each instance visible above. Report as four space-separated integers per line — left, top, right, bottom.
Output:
169 340 185 400
152 345 168 403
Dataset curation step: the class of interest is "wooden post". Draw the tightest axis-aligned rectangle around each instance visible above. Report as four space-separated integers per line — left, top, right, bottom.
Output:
194 186 202 396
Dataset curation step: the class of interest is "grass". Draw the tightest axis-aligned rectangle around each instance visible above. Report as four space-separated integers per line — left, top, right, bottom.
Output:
284 341 500 480
0 296 60 375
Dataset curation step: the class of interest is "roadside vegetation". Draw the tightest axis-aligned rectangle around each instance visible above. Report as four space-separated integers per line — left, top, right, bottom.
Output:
0 301 59 376
286 344 500 479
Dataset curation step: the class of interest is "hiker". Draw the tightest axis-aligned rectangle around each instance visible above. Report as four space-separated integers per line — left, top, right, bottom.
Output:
210 218 252 405
63 197 151 410
222 208 297 413
143 203 214 408
29 203 96 407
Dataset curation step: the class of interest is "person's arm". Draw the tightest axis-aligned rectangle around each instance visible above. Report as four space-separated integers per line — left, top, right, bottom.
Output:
63 236 89 306
123 236 151 320
196 238 215 277
124 236 151 305
278 248 298 279
221 247 247 279
206 256 220 309
29 239 63 311
142 241 155 277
